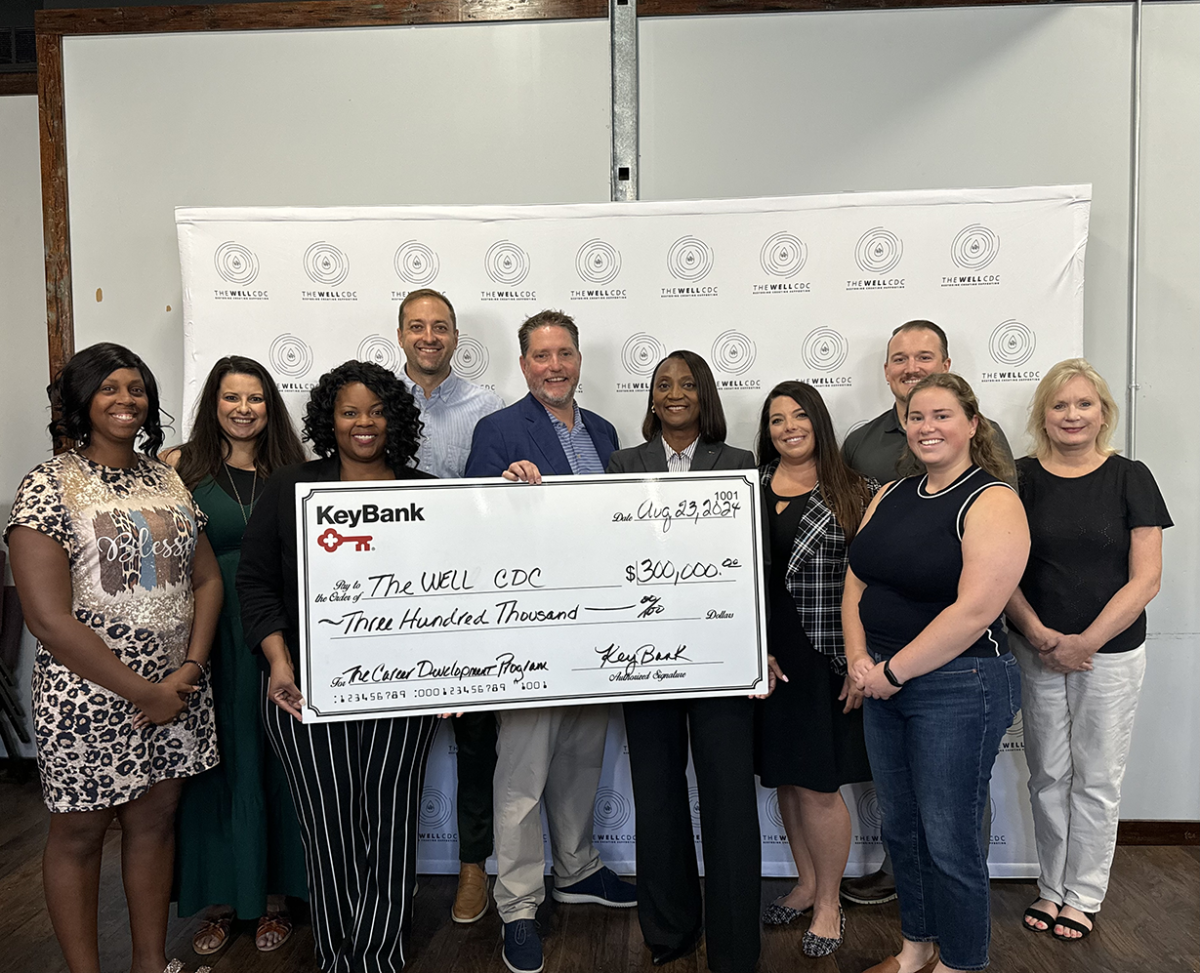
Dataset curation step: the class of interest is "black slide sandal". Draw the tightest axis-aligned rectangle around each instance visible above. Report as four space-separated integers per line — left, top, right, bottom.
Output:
1022 904 1058 933
1052 913 1095 942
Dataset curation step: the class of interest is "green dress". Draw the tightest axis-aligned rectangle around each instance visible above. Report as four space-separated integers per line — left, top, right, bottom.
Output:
174 472 308 918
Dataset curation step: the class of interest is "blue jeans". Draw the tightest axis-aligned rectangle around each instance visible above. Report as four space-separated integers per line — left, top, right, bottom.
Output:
864 653 1021 971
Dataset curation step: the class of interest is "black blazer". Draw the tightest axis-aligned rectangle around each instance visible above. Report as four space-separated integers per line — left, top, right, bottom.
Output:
237 456 434 679
605 435 756 475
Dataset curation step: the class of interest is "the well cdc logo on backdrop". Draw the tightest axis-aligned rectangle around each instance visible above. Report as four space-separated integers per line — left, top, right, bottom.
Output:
269 334 314 379
621 333 667 377
419 787 454 835
394 241 440 287
711 330 757 377
452 335 490 381
484 240 531 286
855 227 903 275
304 242 350 286
802 328 850 373
759 231 808 278
951 224 1000 271
576 239 622 285
667 236 714 282
989 319 1036 367
357 335 401 373
214 241 259 285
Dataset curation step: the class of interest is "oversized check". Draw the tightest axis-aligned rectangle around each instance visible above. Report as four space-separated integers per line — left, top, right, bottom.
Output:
295 471 768 722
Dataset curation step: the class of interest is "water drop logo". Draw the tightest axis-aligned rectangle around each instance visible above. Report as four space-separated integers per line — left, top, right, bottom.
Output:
951 224 1000 271
667 235 714 282
594 788 632 831
303 242 350 286
989 320 1036 367
759 231 808 278
621 333 667 377
393 241 440 286
357 335 401 373
576 239 622 285
801 328 849 373
484 241 530 286
269 334 314 379
452 335 490 381
854 227 903 275
214 242 259 285
711 330 756 376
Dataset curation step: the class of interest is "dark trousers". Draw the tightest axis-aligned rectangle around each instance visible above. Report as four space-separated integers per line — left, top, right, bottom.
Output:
262 691 437 973
451 710 498 864
624 696 761 973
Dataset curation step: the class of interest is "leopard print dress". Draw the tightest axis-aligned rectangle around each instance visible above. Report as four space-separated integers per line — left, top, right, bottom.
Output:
5 452 218 811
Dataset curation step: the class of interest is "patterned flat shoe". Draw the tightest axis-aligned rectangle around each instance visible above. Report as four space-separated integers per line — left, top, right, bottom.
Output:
801 908 846 957
761 899 813 925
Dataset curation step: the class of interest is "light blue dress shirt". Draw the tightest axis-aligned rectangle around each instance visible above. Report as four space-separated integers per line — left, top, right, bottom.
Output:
399 369 504 479
545 402 605 475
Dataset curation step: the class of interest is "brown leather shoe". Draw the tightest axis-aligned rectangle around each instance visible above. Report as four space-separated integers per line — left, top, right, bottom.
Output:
452 861 490 923
862 950 939 973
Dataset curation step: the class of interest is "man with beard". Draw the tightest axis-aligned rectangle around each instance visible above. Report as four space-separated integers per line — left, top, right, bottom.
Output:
466 310 633 973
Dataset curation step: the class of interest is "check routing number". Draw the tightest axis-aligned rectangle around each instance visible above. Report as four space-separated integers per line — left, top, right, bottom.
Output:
295 472 769 722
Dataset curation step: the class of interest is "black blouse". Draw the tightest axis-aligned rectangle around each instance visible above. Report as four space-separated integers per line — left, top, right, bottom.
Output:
1013 454 1172 653
236 456 434 682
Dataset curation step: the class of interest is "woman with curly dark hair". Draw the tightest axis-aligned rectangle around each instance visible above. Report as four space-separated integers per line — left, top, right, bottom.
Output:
236 360 436 973
161 357 308 957
6 342 221 973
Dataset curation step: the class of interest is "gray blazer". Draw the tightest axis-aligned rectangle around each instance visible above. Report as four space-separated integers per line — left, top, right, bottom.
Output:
605 436 756 474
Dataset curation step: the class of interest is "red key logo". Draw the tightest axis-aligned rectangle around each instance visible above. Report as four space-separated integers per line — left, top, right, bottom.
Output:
317 527 373 552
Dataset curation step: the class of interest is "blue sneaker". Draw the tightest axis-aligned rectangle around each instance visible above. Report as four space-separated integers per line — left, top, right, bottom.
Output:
551 866 637 907
502 919 543 973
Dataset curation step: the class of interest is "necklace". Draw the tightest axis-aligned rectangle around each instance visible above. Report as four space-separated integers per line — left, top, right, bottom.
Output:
225 464 259 525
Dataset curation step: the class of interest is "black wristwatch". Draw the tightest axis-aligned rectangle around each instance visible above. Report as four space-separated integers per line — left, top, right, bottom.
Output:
883 659 904 689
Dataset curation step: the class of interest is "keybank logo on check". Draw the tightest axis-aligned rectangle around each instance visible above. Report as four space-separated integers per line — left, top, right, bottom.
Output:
317 503 426 528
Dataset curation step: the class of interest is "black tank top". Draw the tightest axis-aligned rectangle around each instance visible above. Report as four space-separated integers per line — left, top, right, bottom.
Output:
848 466 1013 660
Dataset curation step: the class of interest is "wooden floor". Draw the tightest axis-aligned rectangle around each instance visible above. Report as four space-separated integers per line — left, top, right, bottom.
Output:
1 775 1196 973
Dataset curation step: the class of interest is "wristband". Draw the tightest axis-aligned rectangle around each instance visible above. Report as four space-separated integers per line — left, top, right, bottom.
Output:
883 659 904 689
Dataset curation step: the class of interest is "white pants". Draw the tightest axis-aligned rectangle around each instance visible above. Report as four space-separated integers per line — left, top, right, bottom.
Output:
1011 633 1146 914
492 704 608 922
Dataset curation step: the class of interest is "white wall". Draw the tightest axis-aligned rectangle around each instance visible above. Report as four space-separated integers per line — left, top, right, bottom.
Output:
0 1 1196 813
61 20 612 430
0 93 49 757
1119 1 1200 818
639 0 1198 819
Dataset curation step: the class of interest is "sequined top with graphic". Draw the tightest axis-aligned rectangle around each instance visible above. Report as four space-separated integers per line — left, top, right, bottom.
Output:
5 452 219 811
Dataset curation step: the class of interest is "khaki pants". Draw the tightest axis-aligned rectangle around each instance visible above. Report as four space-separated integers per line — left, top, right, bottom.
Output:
492 704 609 922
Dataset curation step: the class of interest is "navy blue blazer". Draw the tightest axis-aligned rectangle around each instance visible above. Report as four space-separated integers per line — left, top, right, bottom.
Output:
464 392 620 477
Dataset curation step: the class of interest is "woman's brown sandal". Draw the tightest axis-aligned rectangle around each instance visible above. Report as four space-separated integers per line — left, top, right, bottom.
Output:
256 911 294 952
192 915 232 955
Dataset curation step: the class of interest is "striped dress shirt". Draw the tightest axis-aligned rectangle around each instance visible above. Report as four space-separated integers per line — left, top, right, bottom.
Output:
545 402 605 475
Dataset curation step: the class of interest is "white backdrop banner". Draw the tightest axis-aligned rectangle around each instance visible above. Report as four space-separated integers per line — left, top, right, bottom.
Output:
177 187 1089 878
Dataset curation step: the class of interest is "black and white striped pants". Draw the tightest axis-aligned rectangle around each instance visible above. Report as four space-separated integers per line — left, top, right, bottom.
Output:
262 682 437 973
